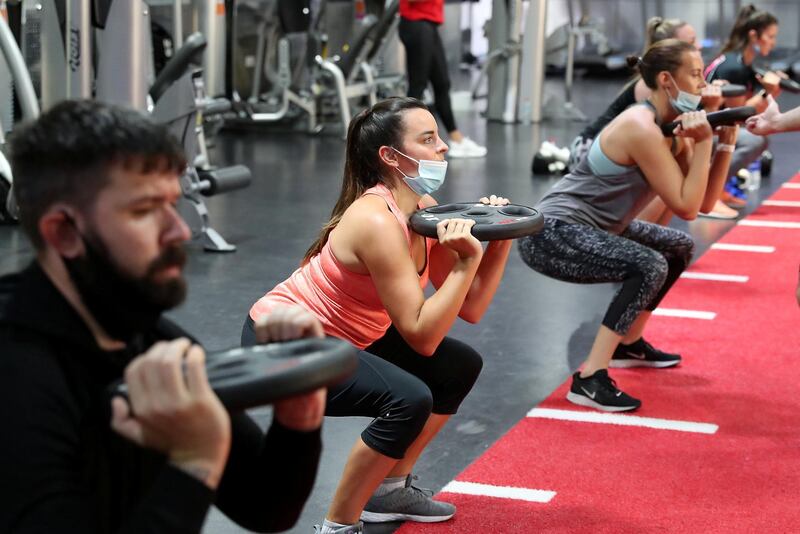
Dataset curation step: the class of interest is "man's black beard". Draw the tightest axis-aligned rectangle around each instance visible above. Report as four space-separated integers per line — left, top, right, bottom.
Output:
63 233 187 343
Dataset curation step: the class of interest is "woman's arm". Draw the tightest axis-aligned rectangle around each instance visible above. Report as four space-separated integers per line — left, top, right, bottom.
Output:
623 111 714 220
745 71 782 113
429 239 512 324
458 239 512 323
344 198 483 356
424 195 514 323
700 126 738 212
745 90 771 113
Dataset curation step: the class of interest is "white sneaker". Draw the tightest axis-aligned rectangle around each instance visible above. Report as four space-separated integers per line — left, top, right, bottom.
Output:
447 137 487 159
698 200 739 220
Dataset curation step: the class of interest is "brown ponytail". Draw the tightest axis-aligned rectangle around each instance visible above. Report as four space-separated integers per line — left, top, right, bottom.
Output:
720 4 778 54
302 97 428 264
644 17 687 50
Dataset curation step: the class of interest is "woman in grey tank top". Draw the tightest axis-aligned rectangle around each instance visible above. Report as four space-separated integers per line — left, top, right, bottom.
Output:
518 39 739 412
566 17 701 174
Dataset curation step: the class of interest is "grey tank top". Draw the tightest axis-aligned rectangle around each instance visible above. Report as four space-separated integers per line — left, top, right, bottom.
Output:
536 107 658 235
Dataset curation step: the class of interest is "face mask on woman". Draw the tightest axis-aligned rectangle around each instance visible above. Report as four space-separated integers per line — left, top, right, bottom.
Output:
666 72 702 114
393 148 448 196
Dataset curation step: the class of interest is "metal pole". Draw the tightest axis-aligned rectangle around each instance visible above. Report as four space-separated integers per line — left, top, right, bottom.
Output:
1 0 14 135
66 0 91 99
173 0 183 48
502 0 522 123
565 28 575 104
95 0 151 109
250 18 267 102
518 0 546 124
201 0 225 97
0 15 39 119
486 0 509 121
29 0 67 110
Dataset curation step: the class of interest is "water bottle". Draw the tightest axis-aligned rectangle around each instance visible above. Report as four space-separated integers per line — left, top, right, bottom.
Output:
746 160 761 191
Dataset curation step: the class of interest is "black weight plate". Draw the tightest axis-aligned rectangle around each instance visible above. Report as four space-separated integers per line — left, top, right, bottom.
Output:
720 84 746 97
661 106 756 136
110 338 358 412
410 202 545 241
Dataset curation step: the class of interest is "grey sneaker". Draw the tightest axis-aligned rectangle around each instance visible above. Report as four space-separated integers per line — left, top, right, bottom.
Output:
312 521 363 534
360 475 456 523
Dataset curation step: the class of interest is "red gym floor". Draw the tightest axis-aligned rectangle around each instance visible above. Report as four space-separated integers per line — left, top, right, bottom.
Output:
398 175 800 533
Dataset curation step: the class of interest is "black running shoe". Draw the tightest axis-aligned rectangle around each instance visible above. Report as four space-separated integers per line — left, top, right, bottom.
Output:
610 338 681 369
566 369 641 412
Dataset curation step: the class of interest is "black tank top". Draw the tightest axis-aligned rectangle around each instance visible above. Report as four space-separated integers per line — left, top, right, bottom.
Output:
580 81 638 140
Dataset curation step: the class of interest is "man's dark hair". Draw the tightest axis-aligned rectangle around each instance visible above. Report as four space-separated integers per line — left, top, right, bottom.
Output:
8 99 186 248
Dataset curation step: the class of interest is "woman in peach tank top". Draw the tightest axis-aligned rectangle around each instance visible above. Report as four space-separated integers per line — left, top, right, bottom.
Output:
243 98 513 533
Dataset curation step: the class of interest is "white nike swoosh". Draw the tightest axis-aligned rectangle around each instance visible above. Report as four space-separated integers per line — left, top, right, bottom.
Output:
626 351 648 360
580 387 597 400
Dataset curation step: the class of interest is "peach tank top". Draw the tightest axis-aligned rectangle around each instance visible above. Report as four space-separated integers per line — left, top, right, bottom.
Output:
249 184 432 349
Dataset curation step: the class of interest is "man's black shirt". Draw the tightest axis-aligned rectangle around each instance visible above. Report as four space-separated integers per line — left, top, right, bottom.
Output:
0 263 322 533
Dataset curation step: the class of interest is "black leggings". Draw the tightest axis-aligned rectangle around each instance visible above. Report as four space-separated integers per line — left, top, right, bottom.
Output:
398 18 457 133
241 318 482 459
518 218 694 335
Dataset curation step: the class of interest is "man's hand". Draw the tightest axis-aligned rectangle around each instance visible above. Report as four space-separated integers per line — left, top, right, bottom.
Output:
746 95 782 135
111 338 231 489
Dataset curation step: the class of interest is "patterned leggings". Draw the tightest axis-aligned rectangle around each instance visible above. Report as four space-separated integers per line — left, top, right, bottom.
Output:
518 218 694 334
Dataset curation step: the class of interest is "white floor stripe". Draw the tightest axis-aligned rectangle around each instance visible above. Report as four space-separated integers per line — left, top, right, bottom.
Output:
653 308 716 320
781 183 800 189
763 200 800 208
738 220 800 229
680 272 749 283
711 243 775 253
442 481 556 503
527 408 719 434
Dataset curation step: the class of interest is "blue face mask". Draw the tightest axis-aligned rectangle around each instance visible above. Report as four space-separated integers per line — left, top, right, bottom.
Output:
753 43 762 56
667 73 702 114
393 148 448 196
